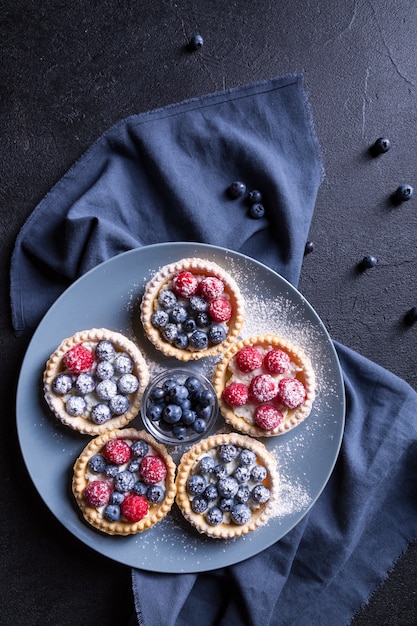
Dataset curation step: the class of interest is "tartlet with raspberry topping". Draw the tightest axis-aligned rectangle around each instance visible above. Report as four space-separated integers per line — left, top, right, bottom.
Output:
175 432 279 539
213 334 316 437
72 428 176 535
140 258 245 361
43 328 149 435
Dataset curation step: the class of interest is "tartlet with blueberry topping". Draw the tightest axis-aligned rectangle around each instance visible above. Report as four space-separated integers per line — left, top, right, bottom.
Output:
140 258 245 361
72 428 176 535
213 334 316 437
175 432 279 539
43 328 149 435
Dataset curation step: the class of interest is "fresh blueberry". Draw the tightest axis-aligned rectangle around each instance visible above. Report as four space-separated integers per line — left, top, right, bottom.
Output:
251 484 271 503
95 340 115 361
251 465 267 482
162 323 179 343
88 454 107 473
110 491 124 505
104 504 121 522
360 255 378 270
231 503 252 525
189 295 208 313
128 459 141 473
196 404 211 420
133 481 148 496
372 137 391 155
213 464 227 480
191 496 209 513
147 403 163 421
162 378 177 393
113 354 133 374
91 403 112 424
219 444 238 463
206 506 223 525
187 474 207 495
190 330 209 350
185 376 203 396
395 184 414 202
149 386 165 404
190 34 204 50
234 466 251 483
52 373 73 394
169 384 189 403
96 379 118 401
65 395 86 416
204 484 218 501
208 324 226 345
191 417 207 433
158 289 177 310
151 309 169 328
172 424 188 440
170 304 188 324
198 388 214 407
249 203 265 219
218 476 239 498
195 312 210 328
117 373 139 395
114 470 136 493
304 241 314 255
235 485 250 504
199 456 215 474
131 440 149 458
247 189 262 204
239 449 256 466
95 361 114 380
182 318 197 333
109 394 130 415
174 332 189 350
228 181 247 198
219 497 234 512
163 404 182 424
105 464 119 478
147 485 165 503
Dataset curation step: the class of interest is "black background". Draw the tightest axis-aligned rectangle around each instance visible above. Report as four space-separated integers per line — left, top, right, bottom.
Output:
2 1 417 624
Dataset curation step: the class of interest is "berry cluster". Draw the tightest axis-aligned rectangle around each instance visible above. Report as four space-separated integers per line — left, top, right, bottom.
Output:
84 437 167 523
222 345 306 431
151 271 232 352
144 373 216 441
186 443 271 527
52 340 139 423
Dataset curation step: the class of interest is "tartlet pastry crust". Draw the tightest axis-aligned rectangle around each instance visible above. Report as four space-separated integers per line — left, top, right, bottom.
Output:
175 432 279 539
140 258 245 361
72 428 176 535
213 334 316 437
43 328 149 435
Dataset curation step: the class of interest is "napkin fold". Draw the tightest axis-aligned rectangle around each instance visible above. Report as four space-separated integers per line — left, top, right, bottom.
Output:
10 76 417 626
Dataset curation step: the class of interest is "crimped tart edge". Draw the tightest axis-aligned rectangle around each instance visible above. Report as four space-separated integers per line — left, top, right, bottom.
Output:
175 432 279 539
43 328 150 435
72 428 177 535
140 258 245 361
213 334 316 438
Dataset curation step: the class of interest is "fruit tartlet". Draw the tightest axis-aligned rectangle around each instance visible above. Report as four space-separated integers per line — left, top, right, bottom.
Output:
72 428 176 535
43 328 149 435
175 432 279 539
213 334 315 437
140 258 245 361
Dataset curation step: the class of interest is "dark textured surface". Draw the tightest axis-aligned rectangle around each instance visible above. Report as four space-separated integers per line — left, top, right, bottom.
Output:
2 1 417 624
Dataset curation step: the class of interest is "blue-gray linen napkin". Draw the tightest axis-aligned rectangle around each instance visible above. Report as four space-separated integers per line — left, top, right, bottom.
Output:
10 75 417 626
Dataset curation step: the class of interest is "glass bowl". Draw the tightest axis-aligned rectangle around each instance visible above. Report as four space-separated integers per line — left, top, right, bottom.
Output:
140 368 219 445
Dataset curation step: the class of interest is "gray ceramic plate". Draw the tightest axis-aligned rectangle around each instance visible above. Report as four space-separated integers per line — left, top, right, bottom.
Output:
16 242 345 573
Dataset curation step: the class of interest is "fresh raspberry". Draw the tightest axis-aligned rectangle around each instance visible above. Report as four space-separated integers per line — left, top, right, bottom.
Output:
172 271 198 298
222 382 249 406
263 349 291 374
254 405 284 430
197 276 225 300
249 374 278 403
235 346 263 373
63 345 94 374
121 494 149 522
277 378 306 408
139 455 167 485
83 480 112 507
208 298 232 322
103 439 132 465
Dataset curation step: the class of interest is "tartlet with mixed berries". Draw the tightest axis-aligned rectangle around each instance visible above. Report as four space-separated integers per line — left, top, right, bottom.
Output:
43 328 149 435
140 258 245 361
175 432 279 539
72 428 177 535
213 334 316 437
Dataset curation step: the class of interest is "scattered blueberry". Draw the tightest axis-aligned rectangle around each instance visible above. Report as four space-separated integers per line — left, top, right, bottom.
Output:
304 241 314 255
359 255 378 270
404 306 417 325
247 189 262 204
249 203 265 219
395 184 414 202
189 34 204 50
228 181 247 198
371 137 391 155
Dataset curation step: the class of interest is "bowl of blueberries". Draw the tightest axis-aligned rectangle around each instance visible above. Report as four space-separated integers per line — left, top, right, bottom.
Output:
141 368 219 445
